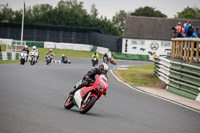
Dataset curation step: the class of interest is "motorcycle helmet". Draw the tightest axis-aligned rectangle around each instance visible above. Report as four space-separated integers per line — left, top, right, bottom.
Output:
24 45 28 48
62 54 64 56
32 46 36 50
99 63 109 74
50 49 52 52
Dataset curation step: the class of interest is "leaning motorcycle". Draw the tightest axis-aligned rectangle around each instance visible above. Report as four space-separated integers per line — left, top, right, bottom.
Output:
20 51 28 65
91 56 98 67
64 74 108 114
29 51 37 65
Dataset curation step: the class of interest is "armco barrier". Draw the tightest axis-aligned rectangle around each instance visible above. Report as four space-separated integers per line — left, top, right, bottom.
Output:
154 56 200 101
0 52 20 60
112 52 149 61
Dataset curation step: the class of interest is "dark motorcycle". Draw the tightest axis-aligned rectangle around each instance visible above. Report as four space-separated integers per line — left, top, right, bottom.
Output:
91 56 98 67
46 55 52 65
103 56 109 64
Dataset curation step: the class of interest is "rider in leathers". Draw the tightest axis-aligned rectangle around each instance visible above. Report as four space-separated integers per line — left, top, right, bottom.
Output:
69 63 109 95
21 45 29 60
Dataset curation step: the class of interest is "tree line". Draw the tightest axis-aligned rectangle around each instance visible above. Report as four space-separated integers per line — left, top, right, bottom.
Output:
0 0 200 37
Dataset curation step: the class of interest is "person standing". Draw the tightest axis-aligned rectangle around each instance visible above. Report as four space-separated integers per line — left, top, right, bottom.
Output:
171 27 183 38
175 22 185 36
195 26 200 38
184 21 194 38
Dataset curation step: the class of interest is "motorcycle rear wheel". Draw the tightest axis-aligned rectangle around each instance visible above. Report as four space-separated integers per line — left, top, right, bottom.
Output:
64 95 74 109
80 96 96 114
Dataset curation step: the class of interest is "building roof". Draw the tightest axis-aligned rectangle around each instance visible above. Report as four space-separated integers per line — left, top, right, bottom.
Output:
123 16 200 41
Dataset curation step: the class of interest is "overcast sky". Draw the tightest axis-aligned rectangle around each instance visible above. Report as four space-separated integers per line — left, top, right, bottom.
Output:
1 0 200 19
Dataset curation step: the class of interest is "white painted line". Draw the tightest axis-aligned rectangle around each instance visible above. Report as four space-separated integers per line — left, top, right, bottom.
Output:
110 68 200 114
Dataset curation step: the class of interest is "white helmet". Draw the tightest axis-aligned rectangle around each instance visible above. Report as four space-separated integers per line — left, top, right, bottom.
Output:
62 54 64 56
99 63 109 74
24 45 28 48
32 46 36 50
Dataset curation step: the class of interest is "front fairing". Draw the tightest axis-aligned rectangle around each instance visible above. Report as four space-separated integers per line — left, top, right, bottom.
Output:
80 74 108 99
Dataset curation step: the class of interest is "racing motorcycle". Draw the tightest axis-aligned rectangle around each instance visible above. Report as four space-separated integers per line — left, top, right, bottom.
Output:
91 56 98 67
20 51 28 65
46 54 53 65
29 51 37 65
103 56 109 64
64 74 108 114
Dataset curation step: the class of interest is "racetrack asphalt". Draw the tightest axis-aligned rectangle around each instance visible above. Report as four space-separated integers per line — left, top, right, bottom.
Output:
0 58 200 133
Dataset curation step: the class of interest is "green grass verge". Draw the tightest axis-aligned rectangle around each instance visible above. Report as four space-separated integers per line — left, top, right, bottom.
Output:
116 64 164 88
37 47 103 58
0 60 19 64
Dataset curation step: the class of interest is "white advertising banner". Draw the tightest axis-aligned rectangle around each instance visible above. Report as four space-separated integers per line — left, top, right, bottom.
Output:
122 38 172 60
0 38 13 46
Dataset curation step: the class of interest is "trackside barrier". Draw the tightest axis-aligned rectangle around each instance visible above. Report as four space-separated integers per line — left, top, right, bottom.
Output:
112 52 149 61
154 56 200 101
0 52 20 60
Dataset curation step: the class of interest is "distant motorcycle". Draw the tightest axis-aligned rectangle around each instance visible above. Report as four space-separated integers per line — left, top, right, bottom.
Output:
64 74 108 114
103 56 109 64
20 51 28 65
109 57 117 65
46 54 52 65
29 51 37 65
62 56 71 64
91 56 98 67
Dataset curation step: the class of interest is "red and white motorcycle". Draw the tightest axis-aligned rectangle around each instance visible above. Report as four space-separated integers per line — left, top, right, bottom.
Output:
64 74 108 114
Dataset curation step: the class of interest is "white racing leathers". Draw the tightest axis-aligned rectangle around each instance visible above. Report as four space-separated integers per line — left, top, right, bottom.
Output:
29 50 38 64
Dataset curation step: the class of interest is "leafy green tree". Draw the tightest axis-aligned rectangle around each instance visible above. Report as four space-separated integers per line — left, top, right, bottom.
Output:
0 4 14 22
90 4 98 19
112 10 128 31
0 0 121 36
130 6 167 18
175 7 200 20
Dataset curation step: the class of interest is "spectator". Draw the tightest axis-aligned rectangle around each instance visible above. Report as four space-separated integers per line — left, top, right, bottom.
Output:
183 23 187 28
195 26 200 38
171 27 183 38
175 22 185 36
184 21 194 38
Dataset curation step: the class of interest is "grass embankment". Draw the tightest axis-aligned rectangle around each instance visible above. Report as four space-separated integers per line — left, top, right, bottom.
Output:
115 64 166 89
0 45 103 64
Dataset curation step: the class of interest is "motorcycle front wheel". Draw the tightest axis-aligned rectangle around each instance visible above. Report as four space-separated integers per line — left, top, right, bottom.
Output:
64 95 74 109
20 59 25 65
80 96 96 114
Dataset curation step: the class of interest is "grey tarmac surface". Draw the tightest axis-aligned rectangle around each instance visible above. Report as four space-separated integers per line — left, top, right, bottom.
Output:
0 58 200 133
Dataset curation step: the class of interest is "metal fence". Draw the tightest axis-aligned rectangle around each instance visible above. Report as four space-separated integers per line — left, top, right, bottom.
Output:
0 22 122 52
154 56 200 101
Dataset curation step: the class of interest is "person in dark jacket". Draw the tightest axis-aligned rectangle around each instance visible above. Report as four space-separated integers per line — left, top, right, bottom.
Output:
171 27 183 38
103 53 109 64
21 45 29 61
21 45 29 54
69 63 109 95
61 54 68 63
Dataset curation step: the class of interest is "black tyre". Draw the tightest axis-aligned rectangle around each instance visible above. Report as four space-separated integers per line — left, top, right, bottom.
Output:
80 96 96 114
20 59 25 65
64 96 74 109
